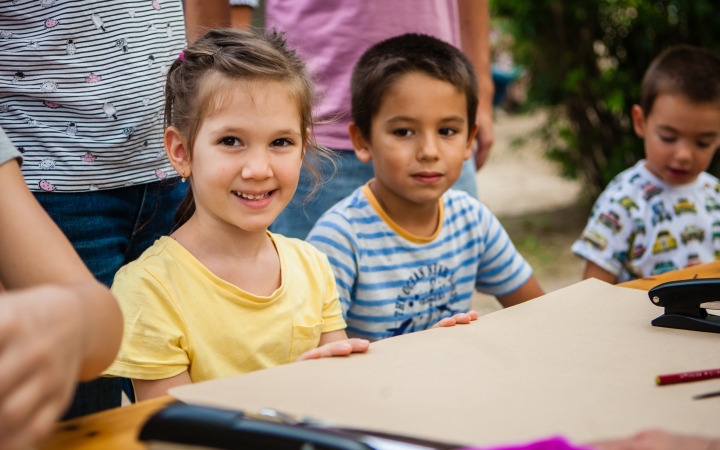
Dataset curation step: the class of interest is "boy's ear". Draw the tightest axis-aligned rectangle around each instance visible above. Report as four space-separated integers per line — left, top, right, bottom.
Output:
164 126 191 178
631 104 647 138
349 123 373 163
464 124 479 161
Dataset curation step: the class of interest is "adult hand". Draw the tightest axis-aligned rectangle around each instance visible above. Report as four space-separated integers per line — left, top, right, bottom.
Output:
433 311 479 328
590 429 720 450
0 285 86 450
296 338 369 361
474 106 494 170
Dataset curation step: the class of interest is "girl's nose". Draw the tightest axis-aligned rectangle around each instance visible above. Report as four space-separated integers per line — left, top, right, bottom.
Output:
241 148 274 180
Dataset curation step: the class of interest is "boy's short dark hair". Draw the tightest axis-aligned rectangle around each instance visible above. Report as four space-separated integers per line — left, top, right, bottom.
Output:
641 45 720 115
351 33 479 139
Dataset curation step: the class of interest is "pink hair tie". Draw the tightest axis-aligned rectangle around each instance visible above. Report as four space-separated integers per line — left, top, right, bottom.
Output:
178 51 185 61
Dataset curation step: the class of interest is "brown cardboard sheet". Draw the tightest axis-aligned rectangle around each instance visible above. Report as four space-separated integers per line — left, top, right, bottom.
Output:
171 279 720 446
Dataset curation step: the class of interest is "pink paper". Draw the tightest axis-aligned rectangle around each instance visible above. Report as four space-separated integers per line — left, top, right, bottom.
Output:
464 436 593 450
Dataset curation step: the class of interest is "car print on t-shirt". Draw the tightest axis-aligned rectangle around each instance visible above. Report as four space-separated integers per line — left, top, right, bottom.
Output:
652 230 677 254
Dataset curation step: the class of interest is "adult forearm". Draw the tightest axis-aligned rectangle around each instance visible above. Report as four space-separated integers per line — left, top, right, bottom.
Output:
184 0 231 43
458 0 494 105
0 160 123 379
458 0 495 169
0 160 92 288
231 5 253 30
71 280 123 380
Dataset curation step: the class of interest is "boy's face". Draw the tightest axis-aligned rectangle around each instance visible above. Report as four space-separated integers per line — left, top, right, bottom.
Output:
350 72 476 207
633 93 720 185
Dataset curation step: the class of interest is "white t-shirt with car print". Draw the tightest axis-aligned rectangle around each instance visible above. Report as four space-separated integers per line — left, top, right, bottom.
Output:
572 160 720 282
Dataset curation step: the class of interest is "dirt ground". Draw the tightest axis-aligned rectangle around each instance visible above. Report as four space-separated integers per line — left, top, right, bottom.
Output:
471 110 591 315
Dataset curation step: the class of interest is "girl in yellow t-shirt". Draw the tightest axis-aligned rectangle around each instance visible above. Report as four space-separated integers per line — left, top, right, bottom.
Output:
103 29 369 400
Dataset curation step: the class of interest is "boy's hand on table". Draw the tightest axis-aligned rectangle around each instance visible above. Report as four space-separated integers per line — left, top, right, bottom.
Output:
0 286 85 450
433 311 479 328
590 430 720 450
296 339 370 361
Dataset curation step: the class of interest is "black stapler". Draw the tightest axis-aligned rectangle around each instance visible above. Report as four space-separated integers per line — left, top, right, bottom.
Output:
139 403 459 449
648 278 720 334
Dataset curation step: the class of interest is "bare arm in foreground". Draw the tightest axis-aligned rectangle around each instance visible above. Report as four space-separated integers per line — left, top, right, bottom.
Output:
0 159 123 450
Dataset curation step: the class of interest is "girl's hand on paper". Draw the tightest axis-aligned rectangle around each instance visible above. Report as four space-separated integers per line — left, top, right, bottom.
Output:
591 429 720 450
432 311 479 328
296 329 369 361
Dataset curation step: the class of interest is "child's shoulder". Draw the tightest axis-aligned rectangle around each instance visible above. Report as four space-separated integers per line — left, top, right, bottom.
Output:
310 185 380 233
324 185 376 219
442 188 494 223
698 171 720 190
116 236 177 276
596 161 659 205
111 237 187 295
443 188 486 210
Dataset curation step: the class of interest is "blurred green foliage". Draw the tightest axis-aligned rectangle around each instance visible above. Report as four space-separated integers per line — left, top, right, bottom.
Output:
490 0 720 197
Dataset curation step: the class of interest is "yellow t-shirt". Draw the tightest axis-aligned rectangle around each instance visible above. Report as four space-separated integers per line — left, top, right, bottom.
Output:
103 232 346 382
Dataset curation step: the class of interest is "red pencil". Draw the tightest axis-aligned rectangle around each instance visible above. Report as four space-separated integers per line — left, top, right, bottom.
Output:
656 368 720 385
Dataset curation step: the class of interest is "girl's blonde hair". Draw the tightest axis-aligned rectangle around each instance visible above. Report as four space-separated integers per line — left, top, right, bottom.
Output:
165 28 332 226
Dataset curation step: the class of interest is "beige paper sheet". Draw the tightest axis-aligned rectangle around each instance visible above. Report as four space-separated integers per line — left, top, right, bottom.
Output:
171 279 720 446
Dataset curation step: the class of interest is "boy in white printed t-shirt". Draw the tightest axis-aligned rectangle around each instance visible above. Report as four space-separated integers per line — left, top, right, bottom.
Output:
307 34 544 341
573 46 720 283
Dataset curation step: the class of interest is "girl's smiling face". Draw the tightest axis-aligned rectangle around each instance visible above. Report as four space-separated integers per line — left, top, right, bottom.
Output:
167 78 304 234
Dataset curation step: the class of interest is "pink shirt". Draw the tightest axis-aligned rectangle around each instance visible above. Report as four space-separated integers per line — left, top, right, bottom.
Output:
266 0 460 150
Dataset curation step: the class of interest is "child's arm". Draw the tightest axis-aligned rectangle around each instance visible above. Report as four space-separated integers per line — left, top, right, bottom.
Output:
133 371 192 402
296 330 369 361
582 261 618 284
496 275 544 308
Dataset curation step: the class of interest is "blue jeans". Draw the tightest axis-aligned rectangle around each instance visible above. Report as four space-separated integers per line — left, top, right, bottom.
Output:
270 150 478 240
35 179 188 419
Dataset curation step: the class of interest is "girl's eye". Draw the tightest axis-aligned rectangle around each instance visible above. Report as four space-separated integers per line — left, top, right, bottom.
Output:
220 137 242 146
697 141 713 149
439 128 458 136
393 128 413 138
270 138 293 147
659 135 676 143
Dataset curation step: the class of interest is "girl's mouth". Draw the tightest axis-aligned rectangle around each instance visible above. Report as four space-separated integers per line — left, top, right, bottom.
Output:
232 190 273 200
232 190 276 209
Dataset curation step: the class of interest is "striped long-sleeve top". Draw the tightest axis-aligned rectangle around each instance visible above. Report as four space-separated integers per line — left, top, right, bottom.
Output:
0 0 186 192
307 184 533 341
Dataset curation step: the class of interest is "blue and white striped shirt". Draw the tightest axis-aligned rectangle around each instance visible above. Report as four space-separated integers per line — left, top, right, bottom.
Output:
307 184 533 341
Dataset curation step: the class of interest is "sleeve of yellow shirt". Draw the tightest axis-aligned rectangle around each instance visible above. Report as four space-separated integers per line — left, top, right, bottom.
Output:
103 263 191 380
318 252 347 334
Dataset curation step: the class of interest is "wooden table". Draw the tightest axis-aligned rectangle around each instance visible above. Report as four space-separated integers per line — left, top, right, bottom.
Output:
39 261 720 450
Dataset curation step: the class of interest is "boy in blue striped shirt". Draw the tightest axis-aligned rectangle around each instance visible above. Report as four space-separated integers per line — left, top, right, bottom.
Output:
307 34 544 341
